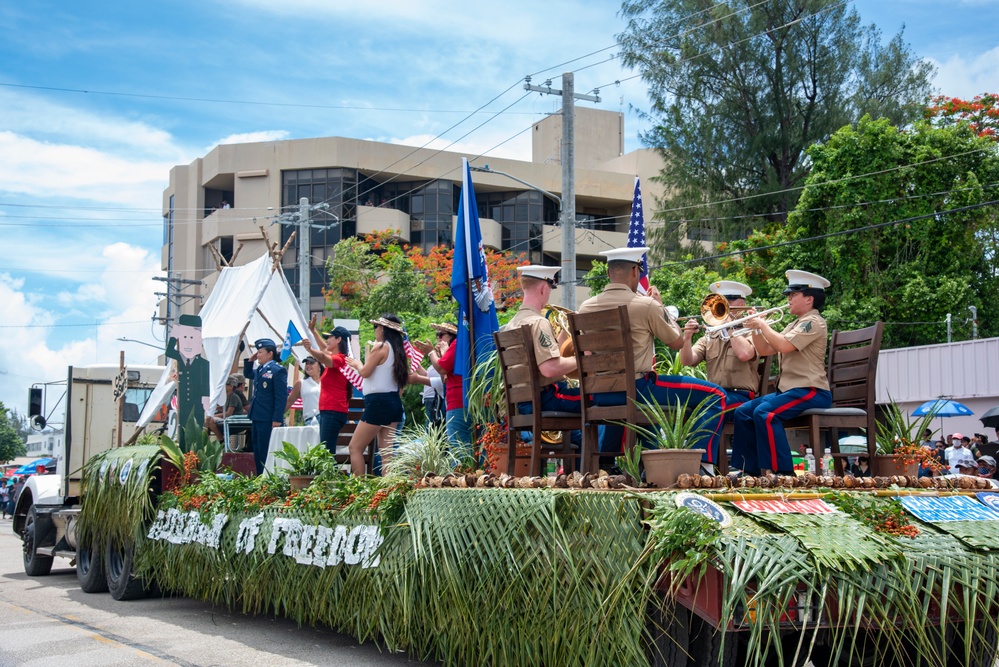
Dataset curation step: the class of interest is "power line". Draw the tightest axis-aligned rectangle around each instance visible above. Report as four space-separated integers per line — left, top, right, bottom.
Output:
0 82 540 115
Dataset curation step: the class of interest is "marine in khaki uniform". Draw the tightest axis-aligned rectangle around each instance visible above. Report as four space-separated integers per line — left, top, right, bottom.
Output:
577 247 726 467
731 270 833 475
502 265 580 413
680 280 760 410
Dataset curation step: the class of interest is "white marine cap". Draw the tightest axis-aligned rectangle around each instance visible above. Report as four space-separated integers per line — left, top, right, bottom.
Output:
783 269 831 294
709 280 752 300
599 246 648 265
517 264 560 286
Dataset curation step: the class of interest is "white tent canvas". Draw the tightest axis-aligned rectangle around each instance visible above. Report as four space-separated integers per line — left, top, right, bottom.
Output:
199 253 318 412
135 254 319 428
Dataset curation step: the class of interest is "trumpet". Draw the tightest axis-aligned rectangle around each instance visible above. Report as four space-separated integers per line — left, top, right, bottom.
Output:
665 293 730 327
703 303 789 340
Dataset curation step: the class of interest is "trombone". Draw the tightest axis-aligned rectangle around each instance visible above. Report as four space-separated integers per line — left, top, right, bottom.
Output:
664 293 730 327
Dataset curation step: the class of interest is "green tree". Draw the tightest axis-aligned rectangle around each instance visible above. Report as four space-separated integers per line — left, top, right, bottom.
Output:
0 402 27 463
729 116 999 347
616 0 934 255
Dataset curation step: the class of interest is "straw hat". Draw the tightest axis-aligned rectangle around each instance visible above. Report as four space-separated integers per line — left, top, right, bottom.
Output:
430 322 458 336
369 317 404 333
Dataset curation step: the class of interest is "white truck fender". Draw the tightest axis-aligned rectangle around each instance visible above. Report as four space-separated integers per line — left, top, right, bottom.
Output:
22 475 65 507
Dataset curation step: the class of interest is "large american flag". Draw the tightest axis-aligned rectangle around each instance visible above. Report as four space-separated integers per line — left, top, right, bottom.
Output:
339 329 423 393
628 177 650 295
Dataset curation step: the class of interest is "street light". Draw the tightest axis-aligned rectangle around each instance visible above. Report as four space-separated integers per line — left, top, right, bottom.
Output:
469 165 562 212
117 337 162 351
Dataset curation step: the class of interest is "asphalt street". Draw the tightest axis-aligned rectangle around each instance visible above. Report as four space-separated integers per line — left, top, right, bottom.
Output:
0 516 433 667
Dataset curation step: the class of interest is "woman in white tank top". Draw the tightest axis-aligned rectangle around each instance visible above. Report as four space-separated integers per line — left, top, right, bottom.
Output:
343 314 410 475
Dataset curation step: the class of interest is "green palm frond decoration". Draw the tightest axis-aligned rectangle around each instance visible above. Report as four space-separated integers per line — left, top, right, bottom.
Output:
78 445 160 550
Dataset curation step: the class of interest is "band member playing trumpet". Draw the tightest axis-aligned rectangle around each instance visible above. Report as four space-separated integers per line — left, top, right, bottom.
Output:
730 270 832 476
578 247 726 468
502 265 580 413
679 281 760 412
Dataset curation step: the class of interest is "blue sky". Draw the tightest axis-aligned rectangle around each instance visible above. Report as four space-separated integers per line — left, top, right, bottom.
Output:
1 0 997 419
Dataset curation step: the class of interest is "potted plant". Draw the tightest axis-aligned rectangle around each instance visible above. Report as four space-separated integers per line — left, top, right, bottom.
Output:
627 395 720 488
274 442 338 489
872 401 939 477
382 421 462 478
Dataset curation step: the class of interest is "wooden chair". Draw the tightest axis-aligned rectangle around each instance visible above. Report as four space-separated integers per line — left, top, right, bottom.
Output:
567 305 658 473
334 395 376 474
716 354 774 475
783 322 885 474
494 325 581 476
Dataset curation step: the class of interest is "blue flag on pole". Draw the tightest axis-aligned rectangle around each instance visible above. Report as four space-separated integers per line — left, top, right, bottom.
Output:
451 157 499 396
281 320 302 362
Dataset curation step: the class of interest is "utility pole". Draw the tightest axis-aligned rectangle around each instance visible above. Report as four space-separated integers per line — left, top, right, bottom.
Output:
946 313 952 343
969 305 978 339
298 197 311 318
275 198 339 319
153 275 204 332
524 72 600 310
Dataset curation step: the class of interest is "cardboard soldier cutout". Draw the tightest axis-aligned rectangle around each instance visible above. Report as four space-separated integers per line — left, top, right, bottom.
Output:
166 314 210 448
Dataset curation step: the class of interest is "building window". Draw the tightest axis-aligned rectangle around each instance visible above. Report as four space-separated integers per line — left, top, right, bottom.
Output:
409 179 456 253
477 190 551 262
281 168 359 300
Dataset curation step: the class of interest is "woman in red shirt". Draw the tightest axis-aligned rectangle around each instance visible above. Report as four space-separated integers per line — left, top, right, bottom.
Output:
303 319 353 455
425 322 473 461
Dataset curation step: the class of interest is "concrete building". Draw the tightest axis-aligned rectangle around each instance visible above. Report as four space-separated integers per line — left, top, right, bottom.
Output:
160 108 666 321
25 431 63 458
876 336 999 440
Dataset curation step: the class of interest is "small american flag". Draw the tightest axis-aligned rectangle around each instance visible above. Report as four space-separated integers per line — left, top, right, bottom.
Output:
402 327 423 373
342 346 364 392
628 177 650 295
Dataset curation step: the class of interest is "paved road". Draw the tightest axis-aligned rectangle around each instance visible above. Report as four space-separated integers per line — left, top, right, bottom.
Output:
0 517 433 667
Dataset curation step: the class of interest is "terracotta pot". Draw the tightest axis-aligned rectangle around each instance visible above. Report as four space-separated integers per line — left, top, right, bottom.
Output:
641 449 703 488
870 455 918 478
488 447 532 476
289 475 316 491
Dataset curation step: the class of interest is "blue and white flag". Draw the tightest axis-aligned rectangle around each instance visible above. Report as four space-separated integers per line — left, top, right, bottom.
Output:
281 320 303 362
451 157 500 395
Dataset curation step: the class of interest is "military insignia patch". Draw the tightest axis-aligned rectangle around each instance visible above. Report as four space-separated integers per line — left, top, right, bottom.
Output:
800 321 812 333
538 329 553 349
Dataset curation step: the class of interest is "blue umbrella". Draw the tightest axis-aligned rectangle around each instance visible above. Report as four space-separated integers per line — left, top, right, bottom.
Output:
13 457 55 476
912 399 974 439
912 399 974 417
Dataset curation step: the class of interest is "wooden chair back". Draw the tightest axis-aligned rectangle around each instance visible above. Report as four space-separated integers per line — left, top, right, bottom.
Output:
567 305 647 471
494 325 581 475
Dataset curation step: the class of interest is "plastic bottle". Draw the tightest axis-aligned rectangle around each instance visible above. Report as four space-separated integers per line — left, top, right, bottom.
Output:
804 452 815 473
546 453 557 476
822 450 834 475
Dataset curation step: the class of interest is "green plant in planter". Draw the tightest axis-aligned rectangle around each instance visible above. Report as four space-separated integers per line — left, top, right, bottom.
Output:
465 349 504 425
383 420 461 478
160 418 223 477
875 401 938 455
874 401 941 473
273 442 338 477
626 394 721 450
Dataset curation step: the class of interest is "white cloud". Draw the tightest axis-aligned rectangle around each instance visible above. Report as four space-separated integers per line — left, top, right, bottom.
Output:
56 283 107 306
0 131 172 209
930 46 999 99
215 130 290 147
0 243 162 418
0 89 182 157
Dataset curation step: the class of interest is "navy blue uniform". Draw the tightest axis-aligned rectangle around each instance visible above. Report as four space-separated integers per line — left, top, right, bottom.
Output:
244 359 287 475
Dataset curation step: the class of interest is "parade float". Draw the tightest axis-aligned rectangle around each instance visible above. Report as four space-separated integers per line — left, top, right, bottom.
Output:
52 435 999 667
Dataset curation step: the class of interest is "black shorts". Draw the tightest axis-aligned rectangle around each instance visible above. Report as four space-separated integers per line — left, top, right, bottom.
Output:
361 392 403 426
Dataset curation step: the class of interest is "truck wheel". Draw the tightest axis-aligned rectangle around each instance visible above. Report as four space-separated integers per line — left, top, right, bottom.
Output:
947 621 998 667
105 539 146 601
22 507 53 576
689 616 740 667
76 542 108 593
647 603 691 667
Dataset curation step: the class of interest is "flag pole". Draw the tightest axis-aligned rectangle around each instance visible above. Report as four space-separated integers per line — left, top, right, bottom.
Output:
462 159 477 371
